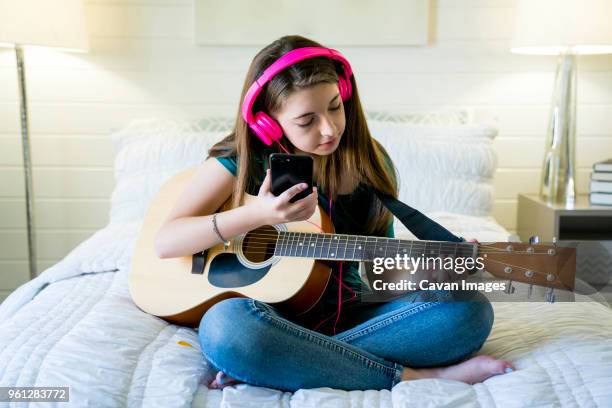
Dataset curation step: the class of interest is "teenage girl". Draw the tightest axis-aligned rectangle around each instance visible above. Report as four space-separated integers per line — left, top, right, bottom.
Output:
154 35 515 392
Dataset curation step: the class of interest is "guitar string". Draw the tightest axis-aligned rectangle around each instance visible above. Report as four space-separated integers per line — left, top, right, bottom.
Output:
237 239 536 256
234 245 474 257
247 250 568 288
233 240 553 256
220 241 567 282
235 241 476 255
234 231 557 255
230 237 556 256
240 234 478 247
226 241 564 270
222 237 570 285
230 245 555 259
217 243 568 287
208 229 569 284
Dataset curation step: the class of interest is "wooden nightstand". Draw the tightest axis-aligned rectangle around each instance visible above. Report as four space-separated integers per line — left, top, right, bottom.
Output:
516 194 612 308
517 194 612 242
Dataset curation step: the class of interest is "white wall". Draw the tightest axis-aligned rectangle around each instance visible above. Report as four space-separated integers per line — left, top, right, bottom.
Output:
1 0 612 301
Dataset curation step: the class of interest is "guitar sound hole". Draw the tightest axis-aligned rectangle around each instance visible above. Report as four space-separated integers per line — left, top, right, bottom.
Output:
243 226 278 263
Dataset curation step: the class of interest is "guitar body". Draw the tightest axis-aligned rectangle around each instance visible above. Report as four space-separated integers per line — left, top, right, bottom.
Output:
129 168 334 327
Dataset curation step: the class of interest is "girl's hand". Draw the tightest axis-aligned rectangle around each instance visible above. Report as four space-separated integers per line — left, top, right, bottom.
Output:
251 169 318 225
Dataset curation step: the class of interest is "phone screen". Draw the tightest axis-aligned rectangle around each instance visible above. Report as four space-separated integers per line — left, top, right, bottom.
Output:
269 153 313 203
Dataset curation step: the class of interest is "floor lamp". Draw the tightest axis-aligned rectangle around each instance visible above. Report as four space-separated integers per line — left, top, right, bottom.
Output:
0 0 88 279
511 0 612 206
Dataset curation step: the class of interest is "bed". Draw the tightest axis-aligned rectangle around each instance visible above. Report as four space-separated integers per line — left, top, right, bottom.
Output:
1 112 611 407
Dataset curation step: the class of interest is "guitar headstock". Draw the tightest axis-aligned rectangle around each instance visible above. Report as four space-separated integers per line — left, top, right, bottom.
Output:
477 242 576 292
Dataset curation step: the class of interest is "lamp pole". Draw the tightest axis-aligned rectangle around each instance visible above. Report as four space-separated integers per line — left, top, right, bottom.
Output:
15 44 37 279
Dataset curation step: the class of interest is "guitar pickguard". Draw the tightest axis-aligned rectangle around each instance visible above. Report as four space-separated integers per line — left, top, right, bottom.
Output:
208 252 272 288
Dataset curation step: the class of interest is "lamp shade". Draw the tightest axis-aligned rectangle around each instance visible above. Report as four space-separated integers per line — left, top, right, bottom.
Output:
511 0 612 55
0 0 88 52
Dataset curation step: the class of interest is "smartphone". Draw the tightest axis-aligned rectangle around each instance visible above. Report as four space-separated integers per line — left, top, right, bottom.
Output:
269 153 313 203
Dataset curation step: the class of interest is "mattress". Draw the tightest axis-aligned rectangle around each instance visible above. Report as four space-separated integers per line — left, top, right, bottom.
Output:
1 217 611 407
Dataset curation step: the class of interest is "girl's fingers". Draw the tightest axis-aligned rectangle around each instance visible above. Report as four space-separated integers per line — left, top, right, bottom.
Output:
293 205 316 220
288 188 318 212
283 190 316 219
291 187 317 205
258 169 272 195
279 183 308 203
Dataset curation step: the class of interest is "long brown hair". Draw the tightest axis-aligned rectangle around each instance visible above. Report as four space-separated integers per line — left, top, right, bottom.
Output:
208 35 398 236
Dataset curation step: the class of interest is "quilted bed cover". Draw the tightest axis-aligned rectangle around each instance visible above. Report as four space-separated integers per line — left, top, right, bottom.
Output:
1 216 611 408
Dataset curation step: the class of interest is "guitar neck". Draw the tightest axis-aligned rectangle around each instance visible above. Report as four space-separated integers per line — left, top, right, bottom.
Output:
274 231 477 262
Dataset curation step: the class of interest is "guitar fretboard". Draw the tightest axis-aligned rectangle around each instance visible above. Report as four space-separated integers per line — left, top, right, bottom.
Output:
273 231 476 262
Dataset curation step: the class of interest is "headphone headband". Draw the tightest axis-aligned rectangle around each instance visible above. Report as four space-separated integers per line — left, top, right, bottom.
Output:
241 46 353 124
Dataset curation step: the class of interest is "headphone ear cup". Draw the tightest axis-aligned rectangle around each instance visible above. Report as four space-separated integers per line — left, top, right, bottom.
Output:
338 72 353 101
251 111 283 145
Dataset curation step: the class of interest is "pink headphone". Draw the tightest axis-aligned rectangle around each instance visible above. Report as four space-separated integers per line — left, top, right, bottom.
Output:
241 46 354 146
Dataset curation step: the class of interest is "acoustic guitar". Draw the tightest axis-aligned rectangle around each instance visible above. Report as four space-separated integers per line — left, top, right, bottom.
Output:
129 168 587 327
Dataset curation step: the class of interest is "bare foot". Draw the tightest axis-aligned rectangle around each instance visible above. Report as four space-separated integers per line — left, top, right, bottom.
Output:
207 371 242 390
402 355 515 385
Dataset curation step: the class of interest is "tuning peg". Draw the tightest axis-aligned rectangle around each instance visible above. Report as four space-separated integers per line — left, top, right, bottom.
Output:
528 235 540 245
504 280 516 294
546 287 556 303
527 284 533 299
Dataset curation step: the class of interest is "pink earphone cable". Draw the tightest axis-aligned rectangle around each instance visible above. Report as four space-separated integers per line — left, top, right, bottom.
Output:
242 46 358 335
275 139 291 154
330 195 343 335
272 138 353 335
304 196 356 336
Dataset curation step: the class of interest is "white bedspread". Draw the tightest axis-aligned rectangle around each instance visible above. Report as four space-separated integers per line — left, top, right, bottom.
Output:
1 218 612 408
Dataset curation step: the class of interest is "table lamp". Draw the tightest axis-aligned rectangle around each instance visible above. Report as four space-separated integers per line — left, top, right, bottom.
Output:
511 0 612 206
0 0 89 279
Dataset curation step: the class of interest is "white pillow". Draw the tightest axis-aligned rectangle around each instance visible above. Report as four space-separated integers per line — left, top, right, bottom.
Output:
369 120 498 217
366 109 471 125
109 118 228 224
107 110 486 225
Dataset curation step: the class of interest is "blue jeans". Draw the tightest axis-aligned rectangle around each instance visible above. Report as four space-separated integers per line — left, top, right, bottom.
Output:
198 289 494 392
